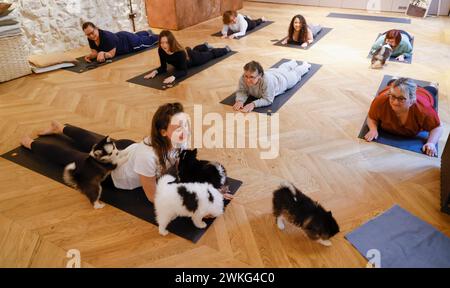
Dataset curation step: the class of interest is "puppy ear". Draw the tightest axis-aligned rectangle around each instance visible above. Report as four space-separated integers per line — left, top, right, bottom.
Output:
94 149 103 157
193 148 198 156
327 211 332 216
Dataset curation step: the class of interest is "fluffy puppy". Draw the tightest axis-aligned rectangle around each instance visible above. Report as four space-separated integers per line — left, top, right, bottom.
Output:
273 182 339 246
63 136 128 209
371 43 393 69
177 149 227 191
155 174 224 236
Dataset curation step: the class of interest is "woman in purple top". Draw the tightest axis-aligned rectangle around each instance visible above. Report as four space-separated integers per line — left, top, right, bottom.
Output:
82 22 158 63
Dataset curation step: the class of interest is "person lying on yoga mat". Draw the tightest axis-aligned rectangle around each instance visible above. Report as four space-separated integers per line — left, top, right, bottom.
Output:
82 22 158 63
233 60 311 113
281 14 322 48
20 103 233 204
370 29 413 62
221 10 266 39
143 30 231 85
364 78 442 157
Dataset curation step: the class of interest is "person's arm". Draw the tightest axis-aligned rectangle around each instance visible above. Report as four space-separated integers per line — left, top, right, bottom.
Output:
171 51 188 79
364 116 379 141
232 15 248 38
307 27 314 43
85 49 98 62
397 38 413 58
252 81 274 108
235 76 249 103
370 35 385 55
96 48 117 62
139 175 156 203
156 48 167 74
221 24 229 37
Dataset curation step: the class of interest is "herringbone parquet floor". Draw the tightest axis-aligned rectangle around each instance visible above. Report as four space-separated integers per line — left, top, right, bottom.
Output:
1 1 449 267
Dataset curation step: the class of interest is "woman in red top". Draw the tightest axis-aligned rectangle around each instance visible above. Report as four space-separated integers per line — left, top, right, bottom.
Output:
365 77 442 157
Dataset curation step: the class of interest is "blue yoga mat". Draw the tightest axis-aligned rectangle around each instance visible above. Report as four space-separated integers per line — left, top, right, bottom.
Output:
327 12 411 24
358 75 439 156
345 205 450 268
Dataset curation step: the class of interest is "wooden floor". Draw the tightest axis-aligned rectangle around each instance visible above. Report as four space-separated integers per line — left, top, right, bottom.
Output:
1 2 450 267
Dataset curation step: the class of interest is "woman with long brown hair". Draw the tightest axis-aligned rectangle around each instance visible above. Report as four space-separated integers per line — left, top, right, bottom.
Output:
281 14 322 48
144 30 231 85
21 102 190 203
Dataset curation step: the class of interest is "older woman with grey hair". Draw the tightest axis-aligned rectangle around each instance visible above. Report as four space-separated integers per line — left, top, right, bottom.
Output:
365 77 442 156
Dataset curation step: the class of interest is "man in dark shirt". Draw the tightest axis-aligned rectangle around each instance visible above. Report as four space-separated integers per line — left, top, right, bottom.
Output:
82 22 158 63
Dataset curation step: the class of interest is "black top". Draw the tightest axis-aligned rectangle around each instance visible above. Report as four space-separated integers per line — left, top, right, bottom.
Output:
88 29 131 56
156 47 189 79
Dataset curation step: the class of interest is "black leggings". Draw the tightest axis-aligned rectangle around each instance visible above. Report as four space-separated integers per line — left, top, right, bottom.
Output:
30 125 135 168
186 44 228 67
244 16 264 31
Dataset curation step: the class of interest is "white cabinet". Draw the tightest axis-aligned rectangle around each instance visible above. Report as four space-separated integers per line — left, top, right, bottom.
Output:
342 0 368 10
391 0 410 12
319 0 342 8
297 0 320 6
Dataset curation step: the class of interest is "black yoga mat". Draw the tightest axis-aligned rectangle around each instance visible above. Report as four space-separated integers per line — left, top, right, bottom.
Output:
220 59 321 113
63 44 158 73
126 51 237 90
272 27 333 50
358 75 439 156
368 33 414 64
327 12 411 24
211 21 274 39
1 134 242 243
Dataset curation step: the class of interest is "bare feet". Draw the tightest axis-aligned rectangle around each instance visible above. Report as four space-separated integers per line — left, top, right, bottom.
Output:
21 135 34 149
38 121 64 136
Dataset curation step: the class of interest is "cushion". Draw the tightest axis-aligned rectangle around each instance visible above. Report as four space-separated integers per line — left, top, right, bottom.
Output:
28 52 78 68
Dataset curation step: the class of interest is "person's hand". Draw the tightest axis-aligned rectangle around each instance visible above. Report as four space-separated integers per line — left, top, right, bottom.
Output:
281 38 288 45
396 55 405 62
233 101 244 111
144 70 157 79
364 129 378 142
221 35 228 39
229 34 236 39
422 142 437 157
240 102 255 113
301 42 308 48
96 52 105 63
223 193 233 200
163 76 175 84
84 55 92 63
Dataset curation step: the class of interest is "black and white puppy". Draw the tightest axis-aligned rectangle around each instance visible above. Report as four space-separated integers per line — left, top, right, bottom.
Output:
371 43 393 69
273 182 339 246
155 174 224 236
177 149 227 191
63 136 128 209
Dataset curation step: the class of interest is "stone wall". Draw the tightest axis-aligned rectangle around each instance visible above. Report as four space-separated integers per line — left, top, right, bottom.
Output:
8 0 149 54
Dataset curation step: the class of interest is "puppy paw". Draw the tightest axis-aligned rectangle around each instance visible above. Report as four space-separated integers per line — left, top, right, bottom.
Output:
93 201 105 209
317 239 332 247
159 228 169 236
276 217 285 230
194 221 207 229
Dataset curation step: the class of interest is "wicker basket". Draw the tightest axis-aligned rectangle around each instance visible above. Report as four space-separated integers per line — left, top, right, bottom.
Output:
0 34 31 82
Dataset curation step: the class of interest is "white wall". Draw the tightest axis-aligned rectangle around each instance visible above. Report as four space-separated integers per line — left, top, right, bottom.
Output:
250 0 450 15
8 0 149 55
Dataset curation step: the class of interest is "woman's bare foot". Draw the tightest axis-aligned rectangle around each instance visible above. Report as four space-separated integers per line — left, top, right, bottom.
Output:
38 121 64 136
21 135 34 149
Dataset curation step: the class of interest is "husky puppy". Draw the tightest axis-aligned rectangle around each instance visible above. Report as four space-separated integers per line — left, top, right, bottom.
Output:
371 43 393 69
177 149 227 191
63 136 128 209
273 182 340 246
155 174 224 236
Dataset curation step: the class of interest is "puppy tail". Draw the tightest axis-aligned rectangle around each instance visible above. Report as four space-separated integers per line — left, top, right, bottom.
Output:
63 162 77 188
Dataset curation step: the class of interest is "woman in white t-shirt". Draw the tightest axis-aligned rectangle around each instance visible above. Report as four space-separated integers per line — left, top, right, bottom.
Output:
21 102 189 203
221 10 266 39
